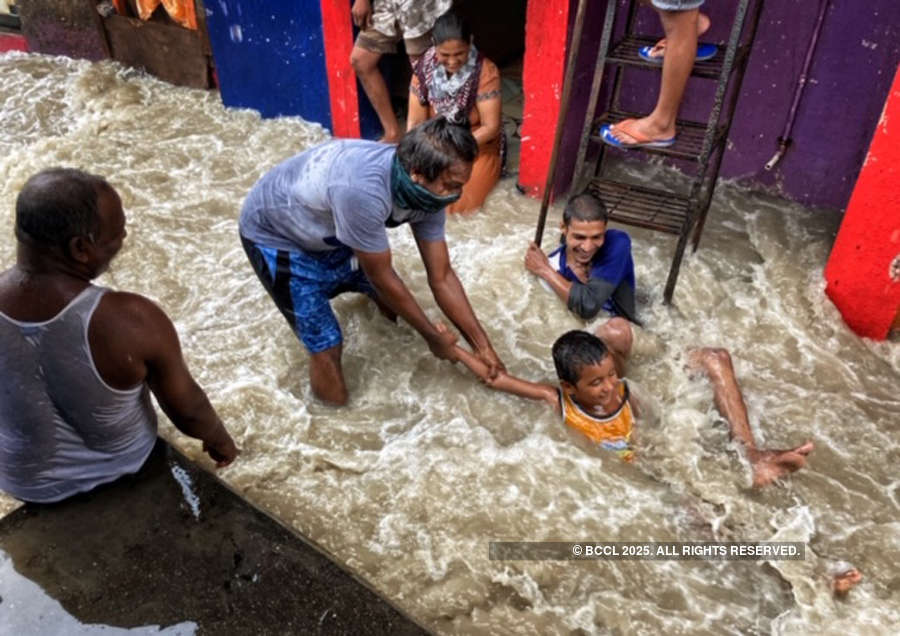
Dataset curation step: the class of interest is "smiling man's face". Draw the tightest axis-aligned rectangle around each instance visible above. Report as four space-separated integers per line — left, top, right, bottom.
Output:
562 218 607 267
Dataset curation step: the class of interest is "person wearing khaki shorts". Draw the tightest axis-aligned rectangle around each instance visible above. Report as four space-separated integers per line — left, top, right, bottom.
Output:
350 0 452 142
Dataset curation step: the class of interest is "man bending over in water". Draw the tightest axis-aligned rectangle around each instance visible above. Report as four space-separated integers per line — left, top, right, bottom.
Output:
442 318 813 487
239 117 504 405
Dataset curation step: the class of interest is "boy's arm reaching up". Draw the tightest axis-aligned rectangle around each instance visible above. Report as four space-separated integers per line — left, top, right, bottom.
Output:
438 324 560 410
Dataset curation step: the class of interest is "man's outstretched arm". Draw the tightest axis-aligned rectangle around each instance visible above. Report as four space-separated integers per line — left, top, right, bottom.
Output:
354 248 458 361
443 325 558 409
115 294 238 467
416 237 505 376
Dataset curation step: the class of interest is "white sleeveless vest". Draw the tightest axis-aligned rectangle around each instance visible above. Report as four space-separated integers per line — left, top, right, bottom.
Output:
0 285 157 502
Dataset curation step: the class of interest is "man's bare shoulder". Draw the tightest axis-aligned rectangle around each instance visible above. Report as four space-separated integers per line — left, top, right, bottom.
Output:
86 290 180 388
94 290 174 334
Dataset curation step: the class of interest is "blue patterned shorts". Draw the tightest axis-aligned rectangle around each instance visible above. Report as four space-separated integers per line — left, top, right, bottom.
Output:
241 235 376 354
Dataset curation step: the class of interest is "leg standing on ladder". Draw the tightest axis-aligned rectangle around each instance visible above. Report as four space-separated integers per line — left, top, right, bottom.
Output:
606 1 704 147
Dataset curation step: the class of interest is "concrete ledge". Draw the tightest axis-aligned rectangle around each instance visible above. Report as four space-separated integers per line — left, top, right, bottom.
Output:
0 440 427 635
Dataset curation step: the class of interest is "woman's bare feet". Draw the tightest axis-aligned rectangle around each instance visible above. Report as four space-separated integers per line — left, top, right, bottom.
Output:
832 568 863 596
748 442 814 487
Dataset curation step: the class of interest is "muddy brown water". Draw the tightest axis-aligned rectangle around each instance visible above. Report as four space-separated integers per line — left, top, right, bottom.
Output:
1 53 898 634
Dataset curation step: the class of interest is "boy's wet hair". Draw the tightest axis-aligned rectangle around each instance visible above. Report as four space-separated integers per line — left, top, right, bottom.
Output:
432 10 472 46
562 191 609 226
552 330 611 385
15 167 111 249
397 116 478 181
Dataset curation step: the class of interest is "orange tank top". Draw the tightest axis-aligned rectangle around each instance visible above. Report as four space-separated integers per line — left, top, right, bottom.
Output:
560 381 635 462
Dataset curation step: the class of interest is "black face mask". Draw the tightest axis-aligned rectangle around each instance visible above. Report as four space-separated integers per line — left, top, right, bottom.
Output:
390 155 460 215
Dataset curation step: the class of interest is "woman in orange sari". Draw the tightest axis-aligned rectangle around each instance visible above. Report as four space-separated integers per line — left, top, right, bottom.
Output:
407 11 503 214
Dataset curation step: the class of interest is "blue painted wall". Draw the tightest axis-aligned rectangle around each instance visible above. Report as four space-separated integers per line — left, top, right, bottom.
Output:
204 1 332 127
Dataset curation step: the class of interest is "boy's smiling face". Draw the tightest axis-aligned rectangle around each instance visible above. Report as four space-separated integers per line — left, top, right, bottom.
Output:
561 354 621 415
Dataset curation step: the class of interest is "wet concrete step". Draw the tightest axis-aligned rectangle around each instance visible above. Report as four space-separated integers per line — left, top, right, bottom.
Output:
0 440 428 635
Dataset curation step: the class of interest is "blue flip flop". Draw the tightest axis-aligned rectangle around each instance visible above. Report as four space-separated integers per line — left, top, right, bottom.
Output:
600 123 675 149
638 42 718 64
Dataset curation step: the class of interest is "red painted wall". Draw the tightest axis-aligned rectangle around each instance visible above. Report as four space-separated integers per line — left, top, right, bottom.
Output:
320 0 360 138
0 33 27 53
824 65 900 340
518 0 571 197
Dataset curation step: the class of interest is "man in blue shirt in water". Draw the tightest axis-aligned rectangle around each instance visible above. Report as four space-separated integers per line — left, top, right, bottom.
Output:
525 192 638 324
239 117 504 405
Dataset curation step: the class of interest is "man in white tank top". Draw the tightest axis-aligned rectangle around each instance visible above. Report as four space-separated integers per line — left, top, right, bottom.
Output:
0 168 238 503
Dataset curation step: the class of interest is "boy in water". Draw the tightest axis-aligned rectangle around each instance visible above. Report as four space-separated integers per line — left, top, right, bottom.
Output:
441 318 813 487
525 192 638 324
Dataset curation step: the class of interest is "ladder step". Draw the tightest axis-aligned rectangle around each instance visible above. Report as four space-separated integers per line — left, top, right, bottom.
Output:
588 178 692 235
592 110 726 161
607 35 747 79
561 0 764 304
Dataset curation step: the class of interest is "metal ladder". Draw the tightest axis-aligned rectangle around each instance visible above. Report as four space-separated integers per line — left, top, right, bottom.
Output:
537 0 765 304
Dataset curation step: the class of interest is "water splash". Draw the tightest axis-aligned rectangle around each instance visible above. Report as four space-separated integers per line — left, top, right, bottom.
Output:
1 53 897 634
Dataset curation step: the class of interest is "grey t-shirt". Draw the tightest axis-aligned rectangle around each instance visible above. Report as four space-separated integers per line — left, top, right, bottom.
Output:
239 139 446 253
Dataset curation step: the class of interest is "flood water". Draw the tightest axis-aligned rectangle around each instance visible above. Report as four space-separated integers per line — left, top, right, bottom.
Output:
1 53 898 634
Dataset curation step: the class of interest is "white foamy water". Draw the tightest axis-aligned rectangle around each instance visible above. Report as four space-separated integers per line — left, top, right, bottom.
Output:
1 53 898 634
